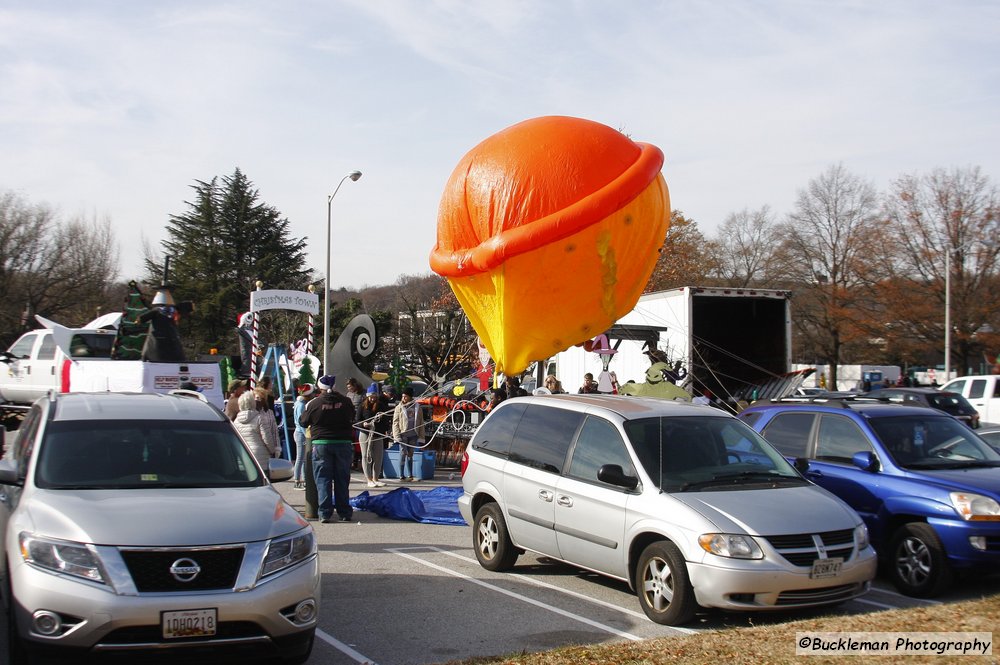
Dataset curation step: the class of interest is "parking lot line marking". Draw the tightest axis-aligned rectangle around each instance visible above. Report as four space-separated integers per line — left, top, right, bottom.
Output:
316 627 378 664
388 547 645 642
428 547 698 635
851 597 897 610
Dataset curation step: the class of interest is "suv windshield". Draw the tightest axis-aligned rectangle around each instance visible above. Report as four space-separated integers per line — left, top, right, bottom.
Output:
35 419 264 489
623 415 802 492
869 415 1000 468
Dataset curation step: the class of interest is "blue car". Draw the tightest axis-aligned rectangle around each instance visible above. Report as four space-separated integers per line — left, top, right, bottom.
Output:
739 399 1000 597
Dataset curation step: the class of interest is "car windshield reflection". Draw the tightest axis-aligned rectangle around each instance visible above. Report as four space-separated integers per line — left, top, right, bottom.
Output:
623 416 803 492
35 420 264 489
870 416 1000 469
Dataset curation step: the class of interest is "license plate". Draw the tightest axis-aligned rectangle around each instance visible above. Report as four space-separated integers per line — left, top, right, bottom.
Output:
162 608 217 639
810 557 843 579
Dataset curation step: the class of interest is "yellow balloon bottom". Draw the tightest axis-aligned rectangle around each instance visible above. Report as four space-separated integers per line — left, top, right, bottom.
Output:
449 176 669 375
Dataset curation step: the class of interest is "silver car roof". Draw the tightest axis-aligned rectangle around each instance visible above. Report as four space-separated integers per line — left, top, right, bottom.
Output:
500 394 726 420
49 392 225 423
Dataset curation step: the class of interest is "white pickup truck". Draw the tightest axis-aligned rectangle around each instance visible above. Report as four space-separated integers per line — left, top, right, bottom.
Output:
0 323 224 412
940 374 1000 425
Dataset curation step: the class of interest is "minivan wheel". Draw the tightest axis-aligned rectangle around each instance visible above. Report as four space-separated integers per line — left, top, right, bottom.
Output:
888 523 953 598
636 541 696 625
473 503 519 571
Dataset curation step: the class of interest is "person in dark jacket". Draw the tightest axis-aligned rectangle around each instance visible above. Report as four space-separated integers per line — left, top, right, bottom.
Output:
356 383 389 487
299 375 356 522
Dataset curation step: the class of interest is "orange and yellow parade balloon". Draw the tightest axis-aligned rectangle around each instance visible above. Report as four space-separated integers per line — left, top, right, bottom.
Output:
430 115 670 374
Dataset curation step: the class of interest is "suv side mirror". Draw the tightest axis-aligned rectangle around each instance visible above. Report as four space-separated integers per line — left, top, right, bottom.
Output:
851 451 879 472
597 464 639 490
793 457 809 474
0 459 22 486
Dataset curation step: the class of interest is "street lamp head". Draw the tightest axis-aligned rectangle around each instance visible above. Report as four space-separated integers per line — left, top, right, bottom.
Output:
348 170 362 182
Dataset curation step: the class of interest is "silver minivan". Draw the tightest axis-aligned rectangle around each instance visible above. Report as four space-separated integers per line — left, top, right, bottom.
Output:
458 394 877 625
0 391 319 663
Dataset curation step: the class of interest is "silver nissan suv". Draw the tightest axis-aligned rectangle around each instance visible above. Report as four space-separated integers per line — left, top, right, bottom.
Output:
0 391 319 663
458 394 876 625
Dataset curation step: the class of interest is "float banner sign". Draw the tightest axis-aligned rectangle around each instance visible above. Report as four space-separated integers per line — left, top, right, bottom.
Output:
250 290 320 316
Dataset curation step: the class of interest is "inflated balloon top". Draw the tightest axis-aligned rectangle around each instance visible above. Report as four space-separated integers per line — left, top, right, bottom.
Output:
430 115 670 374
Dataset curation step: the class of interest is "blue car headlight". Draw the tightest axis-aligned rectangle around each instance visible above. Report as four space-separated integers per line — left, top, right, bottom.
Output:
261 529 317 577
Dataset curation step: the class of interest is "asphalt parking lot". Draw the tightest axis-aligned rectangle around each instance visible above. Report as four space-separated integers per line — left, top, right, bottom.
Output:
5 466 999 665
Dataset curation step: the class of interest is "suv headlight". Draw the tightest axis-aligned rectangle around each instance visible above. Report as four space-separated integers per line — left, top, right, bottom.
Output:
854 523 870 550
950 492 1000 521
698 533 763 559
261 529 316 577
19 533 106 583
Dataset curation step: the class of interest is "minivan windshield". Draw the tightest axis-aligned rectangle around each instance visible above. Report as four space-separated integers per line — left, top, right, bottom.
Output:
623 415 803 492
869 415 1000 469
35 420 265 489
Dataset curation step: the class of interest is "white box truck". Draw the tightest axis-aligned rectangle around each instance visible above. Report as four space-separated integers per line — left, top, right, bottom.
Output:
551 286 794 402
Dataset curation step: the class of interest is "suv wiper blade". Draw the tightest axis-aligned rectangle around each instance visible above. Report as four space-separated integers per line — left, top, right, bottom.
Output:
907 460 1000 470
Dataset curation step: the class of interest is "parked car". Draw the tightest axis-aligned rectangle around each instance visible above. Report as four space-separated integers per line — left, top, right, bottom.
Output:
740 398 1000 598
939 375 1000 425
459 394 876 625
863 387 981 429
0 391 319 663
977 424 1000 454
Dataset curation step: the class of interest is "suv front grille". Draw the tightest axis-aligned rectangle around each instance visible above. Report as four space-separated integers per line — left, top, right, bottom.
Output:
764 529 855 567
119 547 245 592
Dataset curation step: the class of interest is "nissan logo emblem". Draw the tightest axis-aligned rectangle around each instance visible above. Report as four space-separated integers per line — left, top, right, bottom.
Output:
169 558 202 582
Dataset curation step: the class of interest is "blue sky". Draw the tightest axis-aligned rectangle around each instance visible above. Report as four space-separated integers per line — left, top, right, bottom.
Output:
1 1 998 289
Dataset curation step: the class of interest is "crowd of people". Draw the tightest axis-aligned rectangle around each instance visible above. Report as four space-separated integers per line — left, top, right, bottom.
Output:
223 374 427 524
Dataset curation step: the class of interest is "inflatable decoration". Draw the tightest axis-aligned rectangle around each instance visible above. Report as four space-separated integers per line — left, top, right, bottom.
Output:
430 115 670 374
620 361 690 401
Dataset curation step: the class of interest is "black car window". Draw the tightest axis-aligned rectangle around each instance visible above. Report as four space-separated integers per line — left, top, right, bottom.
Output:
994 381 1000 399
760 412 815 457
508 404 582 474
969 380 986 400
34 419 263 489
471 402 525 456
815 414 873 462
567 416 635 485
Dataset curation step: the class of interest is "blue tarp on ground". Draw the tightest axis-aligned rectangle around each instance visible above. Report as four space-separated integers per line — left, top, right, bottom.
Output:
350 486 467 525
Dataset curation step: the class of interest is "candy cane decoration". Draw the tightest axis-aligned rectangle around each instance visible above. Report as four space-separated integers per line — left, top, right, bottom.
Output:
306 284 315 356
250 281 262 388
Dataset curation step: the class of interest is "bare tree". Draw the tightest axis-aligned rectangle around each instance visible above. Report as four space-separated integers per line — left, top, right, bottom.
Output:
646 210 712 292
882 166 1000 375
710 206 786 287
778 164 883 388
0 192 120 343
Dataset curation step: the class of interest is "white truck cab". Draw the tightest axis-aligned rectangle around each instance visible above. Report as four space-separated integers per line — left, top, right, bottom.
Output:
940 375 1000 426
0 328 116 404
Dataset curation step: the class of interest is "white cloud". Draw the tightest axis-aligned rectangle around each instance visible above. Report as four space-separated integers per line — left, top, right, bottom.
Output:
0 0 997 288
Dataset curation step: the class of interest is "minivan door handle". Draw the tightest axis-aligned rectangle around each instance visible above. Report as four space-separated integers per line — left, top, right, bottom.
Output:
556 495 573 507
538 489 554 502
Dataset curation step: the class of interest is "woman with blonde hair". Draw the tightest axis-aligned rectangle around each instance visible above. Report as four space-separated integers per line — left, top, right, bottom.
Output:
234 390 276 469
544 374 565 394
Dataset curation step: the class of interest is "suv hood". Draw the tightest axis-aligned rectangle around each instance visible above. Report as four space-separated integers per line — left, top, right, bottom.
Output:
23 487 308 546
673 485 859 535
904 466 1000 497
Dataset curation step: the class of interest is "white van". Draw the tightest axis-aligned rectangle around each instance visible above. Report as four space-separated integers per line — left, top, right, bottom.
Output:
940 375 1000 425
458 394 876 625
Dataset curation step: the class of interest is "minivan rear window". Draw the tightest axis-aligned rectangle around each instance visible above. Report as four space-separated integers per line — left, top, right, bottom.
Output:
508 404 582 473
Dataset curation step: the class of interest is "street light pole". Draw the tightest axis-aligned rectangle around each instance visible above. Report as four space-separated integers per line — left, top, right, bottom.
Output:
323 170 362 376
944 249 951 382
